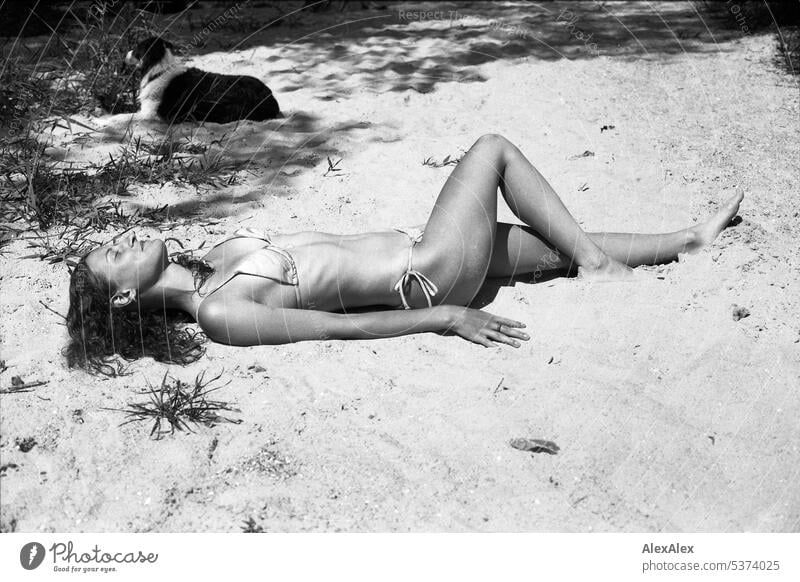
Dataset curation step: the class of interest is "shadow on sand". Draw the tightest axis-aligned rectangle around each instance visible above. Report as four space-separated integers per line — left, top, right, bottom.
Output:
70 1 752 220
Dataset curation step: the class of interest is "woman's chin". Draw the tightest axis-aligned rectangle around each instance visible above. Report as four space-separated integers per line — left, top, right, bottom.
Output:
135 240 170 294
141 239 169 275
147 238 169 262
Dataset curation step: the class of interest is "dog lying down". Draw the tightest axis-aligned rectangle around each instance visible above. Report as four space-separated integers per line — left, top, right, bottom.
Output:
125 36 281 124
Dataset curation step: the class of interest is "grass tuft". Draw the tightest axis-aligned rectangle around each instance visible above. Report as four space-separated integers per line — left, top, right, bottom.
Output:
107 370 242 440
422 153 462 168
241 517 265 533
0 130 242 264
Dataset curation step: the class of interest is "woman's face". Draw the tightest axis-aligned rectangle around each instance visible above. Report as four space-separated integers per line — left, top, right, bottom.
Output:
85 231 168 296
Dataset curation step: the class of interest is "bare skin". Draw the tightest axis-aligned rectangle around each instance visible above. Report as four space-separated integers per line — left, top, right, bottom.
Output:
84 134 743 349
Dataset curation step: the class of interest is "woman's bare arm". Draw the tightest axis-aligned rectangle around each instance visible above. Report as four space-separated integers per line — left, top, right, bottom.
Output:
198 300 528 347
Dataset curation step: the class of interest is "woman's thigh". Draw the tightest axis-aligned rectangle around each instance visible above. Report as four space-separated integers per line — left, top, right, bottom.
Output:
411 135 508 307
487 223 572 278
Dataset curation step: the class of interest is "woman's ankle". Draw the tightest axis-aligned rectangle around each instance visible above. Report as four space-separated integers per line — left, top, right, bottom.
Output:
580 252 613 271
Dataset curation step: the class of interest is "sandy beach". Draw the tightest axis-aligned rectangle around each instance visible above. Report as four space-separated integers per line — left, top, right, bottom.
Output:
1 1 798 532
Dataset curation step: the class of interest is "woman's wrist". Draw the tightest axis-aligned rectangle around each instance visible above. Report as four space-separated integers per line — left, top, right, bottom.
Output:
437 304 461 329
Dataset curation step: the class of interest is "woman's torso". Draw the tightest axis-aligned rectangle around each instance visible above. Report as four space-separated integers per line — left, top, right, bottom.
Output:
198 228 414 313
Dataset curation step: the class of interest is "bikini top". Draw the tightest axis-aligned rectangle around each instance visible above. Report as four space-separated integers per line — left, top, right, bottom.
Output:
195 227 302 317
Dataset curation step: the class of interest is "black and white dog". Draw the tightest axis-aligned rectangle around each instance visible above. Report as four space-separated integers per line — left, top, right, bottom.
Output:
124 37 280 124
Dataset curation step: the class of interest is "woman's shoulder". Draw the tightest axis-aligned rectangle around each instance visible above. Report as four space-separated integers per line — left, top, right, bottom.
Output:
195 294 237 343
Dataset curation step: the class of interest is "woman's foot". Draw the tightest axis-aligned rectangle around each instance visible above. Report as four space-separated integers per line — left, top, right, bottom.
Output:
685 190 744 253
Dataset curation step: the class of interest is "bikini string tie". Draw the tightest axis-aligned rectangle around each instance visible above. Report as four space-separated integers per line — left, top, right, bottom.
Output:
393 234 438 309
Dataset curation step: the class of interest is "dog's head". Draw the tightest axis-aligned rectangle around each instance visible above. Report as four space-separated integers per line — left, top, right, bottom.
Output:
125 36 176 74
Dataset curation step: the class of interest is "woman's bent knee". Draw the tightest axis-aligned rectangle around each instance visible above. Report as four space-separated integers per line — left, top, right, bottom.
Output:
474 133 509 147
469 134 511 165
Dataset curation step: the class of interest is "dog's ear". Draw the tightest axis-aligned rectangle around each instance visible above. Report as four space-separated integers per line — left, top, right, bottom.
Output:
131 37 170 72
131 36 156 60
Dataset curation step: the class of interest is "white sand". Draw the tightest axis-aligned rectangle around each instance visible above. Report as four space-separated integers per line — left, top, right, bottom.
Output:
1 1 798 532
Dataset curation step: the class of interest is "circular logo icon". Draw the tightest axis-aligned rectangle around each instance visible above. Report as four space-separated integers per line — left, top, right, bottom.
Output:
20 542 46 570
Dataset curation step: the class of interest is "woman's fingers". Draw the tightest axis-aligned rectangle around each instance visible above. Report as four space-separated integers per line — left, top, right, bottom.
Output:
499 326 529 340
495 316 526 328
458 311 529 348
486 330 521 348
474 335 496 348
492 319 529 341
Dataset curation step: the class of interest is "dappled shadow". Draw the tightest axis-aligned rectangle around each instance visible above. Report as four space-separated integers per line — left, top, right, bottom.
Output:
90 109 340 177
38 1 756 221
60 109 374 219
155 1 749 100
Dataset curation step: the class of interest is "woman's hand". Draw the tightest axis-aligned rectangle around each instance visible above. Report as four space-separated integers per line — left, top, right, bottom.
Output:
445 306 529 348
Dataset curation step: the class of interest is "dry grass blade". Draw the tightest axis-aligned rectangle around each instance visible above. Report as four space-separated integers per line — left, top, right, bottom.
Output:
38 300 67 321
509 437 560 455
323 156 342 176
0 380 48 394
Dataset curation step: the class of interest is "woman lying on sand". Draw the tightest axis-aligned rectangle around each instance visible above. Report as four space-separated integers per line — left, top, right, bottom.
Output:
66 134 743 374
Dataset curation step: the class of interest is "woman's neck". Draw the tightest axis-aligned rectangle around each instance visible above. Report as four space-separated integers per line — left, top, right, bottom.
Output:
137 263 198 314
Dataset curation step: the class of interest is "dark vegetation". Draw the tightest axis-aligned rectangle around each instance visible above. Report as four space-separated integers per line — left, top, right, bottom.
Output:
0 2 245 264
700 0 800 74
106 370 241 439
0 0 142 259
241 516 265 533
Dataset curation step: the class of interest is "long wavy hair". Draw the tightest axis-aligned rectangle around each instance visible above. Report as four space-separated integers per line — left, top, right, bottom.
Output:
64 250 213 376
